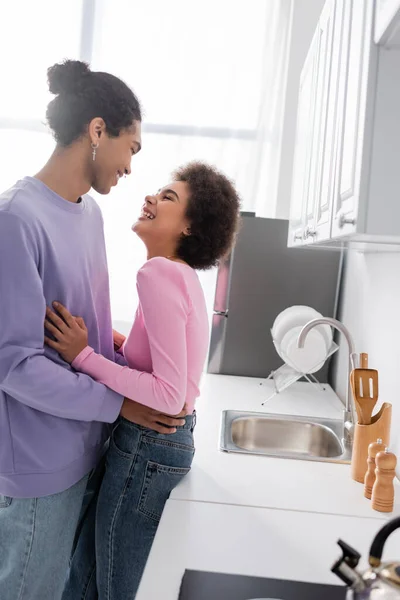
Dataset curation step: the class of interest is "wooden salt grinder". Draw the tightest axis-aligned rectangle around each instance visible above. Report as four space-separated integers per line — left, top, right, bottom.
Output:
371 449 397 513
364 438 386 499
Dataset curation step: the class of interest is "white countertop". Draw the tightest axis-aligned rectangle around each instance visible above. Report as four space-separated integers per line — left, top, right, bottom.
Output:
136 374 400 599
171 374 400 518
138 500 400 600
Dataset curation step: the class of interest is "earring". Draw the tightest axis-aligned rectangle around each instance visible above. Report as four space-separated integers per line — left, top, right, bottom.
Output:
91 142 99 161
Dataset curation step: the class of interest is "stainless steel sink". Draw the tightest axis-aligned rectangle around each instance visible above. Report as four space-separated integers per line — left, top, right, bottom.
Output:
220 410 351 464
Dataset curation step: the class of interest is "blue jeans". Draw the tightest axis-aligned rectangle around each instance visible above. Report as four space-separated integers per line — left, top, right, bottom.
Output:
0 473 89 600
63 413 196 600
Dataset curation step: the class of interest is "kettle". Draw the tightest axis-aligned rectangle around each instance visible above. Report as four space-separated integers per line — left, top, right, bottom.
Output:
332 516 400 598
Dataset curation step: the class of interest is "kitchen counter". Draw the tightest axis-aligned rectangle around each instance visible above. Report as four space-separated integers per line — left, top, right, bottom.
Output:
136 374 400 599
137 500 400 600
171 374 400 518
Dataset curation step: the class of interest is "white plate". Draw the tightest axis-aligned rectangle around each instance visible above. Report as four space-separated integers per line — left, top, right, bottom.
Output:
281 326 328 374
272 306 320 346
272 305 333 351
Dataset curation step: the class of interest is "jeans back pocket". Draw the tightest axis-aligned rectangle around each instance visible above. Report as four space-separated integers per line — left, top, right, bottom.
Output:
138 461 191 522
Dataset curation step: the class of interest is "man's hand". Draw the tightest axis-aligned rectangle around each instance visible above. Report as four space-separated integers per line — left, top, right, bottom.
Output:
113 329 126 351
120 399 188 434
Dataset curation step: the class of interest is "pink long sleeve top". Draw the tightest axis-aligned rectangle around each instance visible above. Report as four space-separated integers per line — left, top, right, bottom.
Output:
72 257 209 415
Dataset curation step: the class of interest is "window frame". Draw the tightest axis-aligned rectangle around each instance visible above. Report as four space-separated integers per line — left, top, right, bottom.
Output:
0 0 261 142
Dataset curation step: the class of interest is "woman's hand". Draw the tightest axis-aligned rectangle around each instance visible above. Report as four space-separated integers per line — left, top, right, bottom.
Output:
44 302 88 363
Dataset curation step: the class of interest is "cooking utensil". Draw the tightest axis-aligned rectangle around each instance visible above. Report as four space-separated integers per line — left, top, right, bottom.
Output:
350 370 363 424
351 365 379 425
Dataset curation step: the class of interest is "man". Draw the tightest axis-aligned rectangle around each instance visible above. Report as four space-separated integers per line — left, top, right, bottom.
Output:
0 59 185 600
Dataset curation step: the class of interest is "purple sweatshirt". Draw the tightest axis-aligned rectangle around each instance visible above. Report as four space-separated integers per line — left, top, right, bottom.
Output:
0 177 124 498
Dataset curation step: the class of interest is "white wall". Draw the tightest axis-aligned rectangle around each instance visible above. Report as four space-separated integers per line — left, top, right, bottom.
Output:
333 251 400 464
275 0 325 219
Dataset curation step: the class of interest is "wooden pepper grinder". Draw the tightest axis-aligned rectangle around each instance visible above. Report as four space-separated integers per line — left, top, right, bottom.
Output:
364 438 386 499
371 448 397 513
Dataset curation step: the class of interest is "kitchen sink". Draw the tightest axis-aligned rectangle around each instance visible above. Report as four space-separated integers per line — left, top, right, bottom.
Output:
220 410 351 464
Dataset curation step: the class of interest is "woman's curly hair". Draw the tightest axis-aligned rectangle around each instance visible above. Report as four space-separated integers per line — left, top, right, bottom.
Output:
173 162 241 270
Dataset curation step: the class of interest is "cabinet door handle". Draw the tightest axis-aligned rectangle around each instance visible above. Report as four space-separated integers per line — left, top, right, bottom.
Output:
303 226 317 240
293 231 303 242
338 213 356 229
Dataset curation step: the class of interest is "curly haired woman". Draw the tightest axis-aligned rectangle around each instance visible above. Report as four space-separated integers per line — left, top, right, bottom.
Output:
46 161 241 599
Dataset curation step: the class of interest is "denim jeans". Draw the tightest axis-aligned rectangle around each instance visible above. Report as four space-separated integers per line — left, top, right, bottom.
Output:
63 413 196 600
0 473 89 600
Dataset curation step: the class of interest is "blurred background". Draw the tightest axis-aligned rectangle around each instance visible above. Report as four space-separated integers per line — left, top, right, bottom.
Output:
0 0 292 330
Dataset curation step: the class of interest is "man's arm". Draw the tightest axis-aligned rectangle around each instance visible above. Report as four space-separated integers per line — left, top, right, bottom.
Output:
113 329 127 366
120 399 187 434
113 329 126 351
0 212 122 423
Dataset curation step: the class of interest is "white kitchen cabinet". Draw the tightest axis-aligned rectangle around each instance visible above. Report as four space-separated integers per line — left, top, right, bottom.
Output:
375 0 400 46
312 0 338 242
330 0 375 239
289 31 319 246
289 0 336 246
288 0 400 250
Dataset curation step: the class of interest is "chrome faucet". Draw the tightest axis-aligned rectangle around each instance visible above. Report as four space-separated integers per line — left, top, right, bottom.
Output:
297 317 358 443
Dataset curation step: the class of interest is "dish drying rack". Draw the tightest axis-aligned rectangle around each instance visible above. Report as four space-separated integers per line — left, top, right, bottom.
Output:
261 332 339 405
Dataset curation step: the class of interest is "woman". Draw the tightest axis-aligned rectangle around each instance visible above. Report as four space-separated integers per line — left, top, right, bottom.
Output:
0 58 185 600
45 162 241 598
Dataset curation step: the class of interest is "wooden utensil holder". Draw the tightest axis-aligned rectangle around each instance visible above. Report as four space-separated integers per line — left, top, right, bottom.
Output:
351 402 392 483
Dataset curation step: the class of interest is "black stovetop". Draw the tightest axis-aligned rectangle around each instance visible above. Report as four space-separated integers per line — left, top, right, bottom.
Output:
178 570 346 600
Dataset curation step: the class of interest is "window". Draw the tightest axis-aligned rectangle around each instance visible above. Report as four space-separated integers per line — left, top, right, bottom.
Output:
0 0 83 120
0 0 291 324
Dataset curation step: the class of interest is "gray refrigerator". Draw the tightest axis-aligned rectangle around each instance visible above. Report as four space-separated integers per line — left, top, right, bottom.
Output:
207 214 342 382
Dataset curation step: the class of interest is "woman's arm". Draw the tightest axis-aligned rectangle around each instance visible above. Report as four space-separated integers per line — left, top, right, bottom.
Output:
74 259 190 414
47 259 190 415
